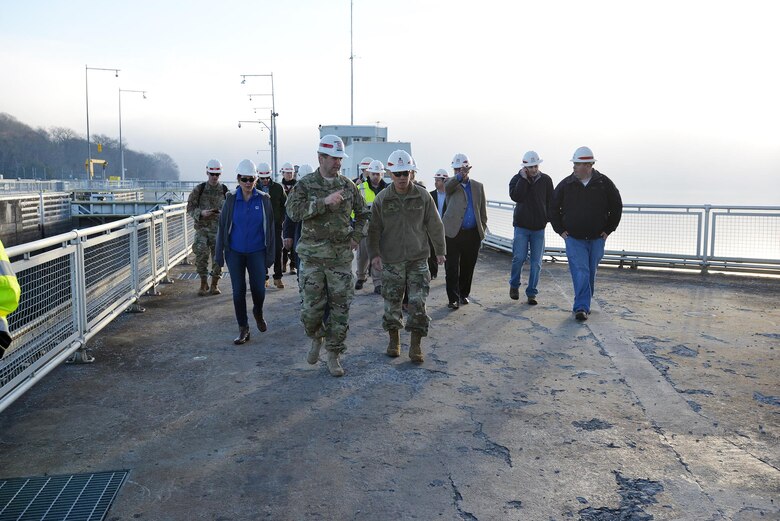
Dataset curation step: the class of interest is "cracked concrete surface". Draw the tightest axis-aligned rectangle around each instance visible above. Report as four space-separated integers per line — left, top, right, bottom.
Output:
0 250 777 520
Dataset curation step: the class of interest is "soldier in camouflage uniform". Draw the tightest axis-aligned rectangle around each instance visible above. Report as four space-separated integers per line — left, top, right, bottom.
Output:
187 159 228 296
285 135 370 377
368 150 446 363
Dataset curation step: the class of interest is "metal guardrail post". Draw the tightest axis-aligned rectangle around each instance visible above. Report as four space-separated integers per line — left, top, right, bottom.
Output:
701 205 711 273
160 209 173 284
38 191 45 231
67 234 94 363
146 214 161 296
128 218 146 313
182 210 192 265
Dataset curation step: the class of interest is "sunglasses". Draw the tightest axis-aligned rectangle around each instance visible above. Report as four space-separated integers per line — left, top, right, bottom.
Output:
392 172 410 177
208 172 221 177
238 176 256 183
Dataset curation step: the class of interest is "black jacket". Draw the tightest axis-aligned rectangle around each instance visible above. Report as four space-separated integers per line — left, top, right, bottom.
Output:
264 180 287 226
429 189 447 216
550 169 622 239
508 171 554 231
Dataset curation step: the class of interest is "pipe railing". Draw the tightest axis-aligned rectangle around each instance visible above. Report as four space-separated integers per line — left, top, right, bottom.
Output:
484 202 780 275
0 203 192 413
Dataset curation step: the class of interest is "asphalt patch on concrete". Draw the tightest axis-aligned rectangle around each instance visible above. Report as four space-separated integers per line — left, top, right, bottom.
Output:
669 344 698 357
753 392 780 407
572 418 614 431
578 471 664 521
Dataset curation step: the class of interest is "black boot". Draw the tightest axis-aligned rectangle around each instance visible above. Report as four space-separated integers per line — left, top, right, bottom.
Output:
234 326 250 345
253 310 268 332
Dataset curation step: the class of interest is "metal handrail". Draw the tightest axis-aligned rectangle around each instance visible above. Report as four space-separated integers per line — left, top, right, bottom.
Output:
484 200 780 274
0 203 192 414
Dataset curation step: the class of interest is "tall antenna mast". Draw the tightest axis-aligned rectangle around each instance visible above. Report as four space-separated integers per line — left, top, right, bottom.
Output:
350 0 354 125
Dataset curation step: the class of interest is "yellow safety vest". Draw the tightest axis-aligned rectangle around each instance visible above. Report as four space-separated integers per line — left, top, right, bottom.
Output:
352 181 378 219
0 239 21 353
360 181 377 205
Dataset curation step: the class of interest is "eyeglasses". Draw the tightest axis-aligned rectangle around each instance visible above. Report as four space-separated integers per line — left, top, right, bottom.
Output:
392 172 410 177
238 176 256 183
208 172 221 177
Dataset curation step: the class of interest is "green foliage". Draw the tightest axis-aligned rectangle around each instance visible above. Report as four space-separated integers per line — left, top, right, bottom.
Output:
0 113 179 180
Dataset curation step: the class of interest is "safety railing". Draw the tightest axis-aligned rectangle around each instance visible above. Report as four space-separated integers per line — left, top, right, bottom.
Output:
0 203 192 413
484 202 780 275
0 179 204 192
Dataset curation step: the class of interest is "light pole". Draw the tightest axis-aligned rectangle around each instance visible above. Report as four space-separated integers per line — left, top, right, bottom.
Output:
238 120 274 173
85 65 120 172
241 73 277 180
118 88 147 182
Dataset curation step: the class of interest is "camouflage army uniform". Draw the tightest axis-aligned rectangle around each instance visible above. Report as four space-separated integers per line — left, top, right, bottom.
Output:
187 182 227 278
286 168 370 353
367 183 446 336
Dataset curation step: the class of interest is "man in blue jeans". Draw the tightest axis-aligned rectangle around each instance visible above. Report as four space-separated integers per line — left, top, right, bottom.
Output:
508 151 554 305
550 146 622 321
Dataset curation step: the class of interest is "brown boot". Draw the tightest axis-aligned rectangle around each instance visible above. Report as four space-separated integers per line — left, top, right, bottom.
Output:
386 329 400 357
326 351 345 377
409 331 424 363
274 278 285 289
198 276 209 296
209 276 221 295
307 337 323 364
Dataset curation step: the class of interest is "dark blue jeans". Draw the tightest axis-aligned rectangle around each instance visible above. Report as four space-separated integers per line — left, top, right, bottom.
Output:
509 227 545 296
564 237 605 313
225 249 266 328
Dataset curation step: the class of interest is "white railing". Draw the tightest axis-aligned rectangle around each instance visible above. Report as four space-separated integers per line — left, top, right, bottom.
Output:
484 202 780 274
0 179 200 191
0 203 192 413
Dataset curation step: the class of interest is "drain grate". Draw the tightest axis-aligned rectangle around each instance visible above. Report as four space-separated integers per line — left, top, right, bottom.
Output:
0 470 128 521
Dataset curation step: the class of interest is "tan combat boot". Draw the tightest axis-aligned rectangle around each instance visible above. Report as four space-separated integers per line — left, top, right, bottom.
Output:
209 276 221 295
409 331 424 363
307 337 323 364
386 329 400 357
198 276 209 296
326 351 345 377
274 278 285 289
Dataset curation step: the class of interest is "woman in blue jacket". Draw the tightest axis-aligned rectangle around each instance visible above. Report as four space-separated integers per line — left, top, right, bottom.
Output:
215 159 276 344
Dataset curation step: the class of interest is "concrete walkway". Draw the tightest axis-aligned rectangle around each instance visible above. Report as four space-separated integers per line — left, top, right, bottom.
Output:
0 250 777 520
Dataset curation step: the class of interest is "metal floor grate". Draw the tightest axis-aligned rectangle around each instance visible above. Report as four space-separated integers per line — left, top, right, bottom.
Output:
178 272 230 280
0 470 128 521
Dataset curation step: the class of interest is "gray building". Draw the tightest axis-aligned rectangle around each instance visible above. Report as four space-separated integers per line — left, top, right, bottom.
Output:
318 125 411 180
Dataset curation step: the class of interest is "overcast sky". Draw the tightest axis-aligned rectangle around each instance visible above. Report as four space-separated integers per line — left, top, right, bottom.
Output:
1 0 778 204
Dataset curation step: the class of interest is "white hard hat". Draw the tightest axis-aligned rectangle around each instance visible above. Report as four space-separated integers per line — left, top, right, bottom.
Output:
366 159 385 174
236 159 257 177
317 134 348 158
522 151 543 167
433 168 449 179
280 162 294 174
256 162 272 178
298 164 314 177
386 150 417 173
451 153 470 169
359 157 374 170
206 159 222 174
571 146 597 163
